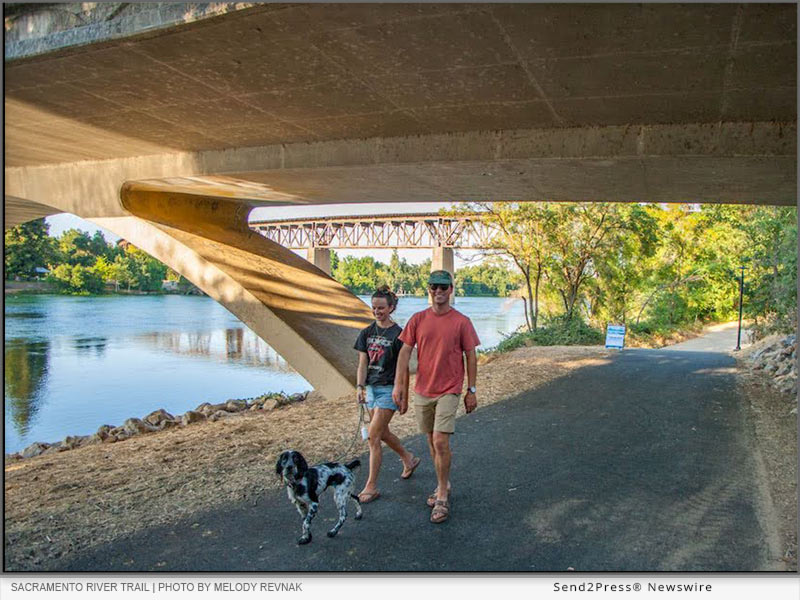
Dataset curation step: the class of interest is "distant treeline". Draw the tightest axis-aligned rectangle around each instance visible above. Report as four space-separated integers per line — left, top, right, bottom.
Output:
4 223 193 294
330 250 521 297
5 202 796 340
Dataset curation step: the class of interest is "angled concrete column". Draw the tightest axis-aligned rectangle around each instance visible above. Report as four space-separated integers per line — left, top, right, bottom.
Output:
306 247 331 276
101 182 373 401
431 246 456 305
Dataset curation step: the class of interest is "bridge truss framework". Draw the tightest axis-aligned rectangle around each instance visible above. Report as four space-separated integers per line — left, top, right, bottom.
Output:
250 213 497 250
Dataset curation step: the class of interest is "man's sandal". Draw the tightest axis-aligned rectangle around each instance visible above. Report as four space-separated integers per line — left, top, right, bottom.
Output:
426 487 451 508
430 500 450 523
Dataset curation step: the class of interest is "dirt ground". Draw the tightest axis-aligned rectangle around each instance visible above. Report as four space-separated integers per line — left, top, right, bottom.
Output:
4 344 797 571
732 338 798 571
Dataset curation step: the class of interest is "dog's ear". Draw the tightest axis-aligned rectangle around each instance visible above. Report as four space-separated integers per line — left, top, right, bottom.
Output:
293 451 308 475
275 452 287 476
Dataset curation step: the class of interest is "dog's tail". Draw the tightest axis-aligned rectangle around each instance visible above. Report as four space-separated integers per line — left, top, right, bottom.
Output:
345 459 361 471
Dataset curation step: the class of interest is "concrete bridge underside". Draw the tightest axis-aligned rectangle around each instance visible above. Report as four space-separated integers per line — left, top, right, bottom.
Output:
4 3 797 399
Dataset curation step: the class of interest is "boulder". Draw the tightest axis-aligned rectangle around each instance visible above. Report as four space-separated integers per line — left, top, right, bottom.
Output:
42 443 65 455
262 397 282 411
288 392 308 404
195 402 216 417
61 435 89 450
22 442 51 459
225 399 248 413
123 418 156 436
104 426 127 443
209 410 231 422
181 410 205 426
95 425 114 441
144 409 176 427
775 362 793 377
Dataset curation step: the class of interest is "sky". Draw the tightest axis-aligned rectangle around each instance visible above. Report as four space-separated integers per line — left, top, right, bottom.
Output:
45 201 487 268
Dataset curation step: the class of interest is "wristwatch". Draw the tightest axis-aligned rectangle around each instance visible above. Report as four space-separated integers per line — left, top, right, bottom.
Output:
467 386 477 394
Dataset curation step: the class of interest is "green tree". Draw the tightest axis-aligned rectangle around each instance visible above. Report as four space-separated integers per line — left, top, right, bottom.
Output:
125 246 167 291
456 260 521 296
47 263 105 294
332 256 384 294
590 204 659 325
4 219 58 280
57 228 96 267
700 205 797 334
448 203 555 330
545 203 656 321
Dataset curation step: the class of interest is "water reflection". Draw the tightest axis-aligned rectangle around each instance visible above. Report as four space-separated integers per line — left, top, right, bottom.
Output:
4 339 51 437
134 328 296 371
5 311 45 320
72 337 108 357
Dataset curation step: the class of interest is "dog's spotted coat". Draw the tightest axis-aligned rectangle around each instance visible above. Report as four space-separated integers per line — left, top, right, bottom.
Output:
275 450 363 545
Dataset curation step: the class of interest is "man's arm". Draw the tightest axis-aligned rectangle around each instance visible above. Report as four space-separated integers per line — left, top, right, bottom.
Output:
393 343 414 412
464 348 477 413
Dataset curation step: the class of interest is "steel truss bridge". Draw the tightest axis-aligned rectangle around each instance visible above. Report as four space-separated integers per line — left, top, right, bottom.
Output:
249 213 495 249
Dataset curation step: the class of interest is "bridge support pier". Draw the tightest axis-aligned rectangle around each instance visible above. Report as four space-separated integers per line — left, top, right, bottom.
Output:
431 246 455 304
306 246 332 276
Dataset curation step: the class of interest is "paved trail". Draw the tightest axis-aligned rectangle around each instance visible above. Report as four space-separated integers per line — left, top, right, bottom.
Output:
59 325 776 571
662 321 750 353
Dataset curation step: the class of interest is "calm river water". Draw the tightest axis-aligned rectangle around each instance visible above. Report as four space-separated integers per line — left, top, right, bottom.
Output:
4 294 527 453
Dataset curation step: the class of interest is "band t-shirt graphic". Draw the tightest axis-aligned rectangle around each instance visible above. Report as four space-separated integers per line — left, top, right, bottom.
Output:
354 322 403 386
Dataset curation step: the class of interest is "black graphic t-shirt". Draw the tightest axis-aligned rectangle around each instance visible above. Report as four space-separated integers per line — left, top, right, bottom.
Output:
354 322 403 386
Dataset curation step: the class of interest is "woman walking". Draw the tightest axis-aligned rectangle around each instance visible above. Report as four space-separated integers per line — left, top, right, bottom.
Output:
353 285 420 503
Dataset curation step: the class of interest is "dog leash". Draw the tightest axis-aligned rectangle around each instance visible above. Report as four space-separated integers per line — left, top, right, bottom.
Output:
332 402 369 464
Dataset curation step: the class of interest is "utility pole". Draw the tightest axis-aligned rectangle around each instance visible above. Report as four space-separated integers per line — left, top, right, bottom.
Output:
735 265 745 351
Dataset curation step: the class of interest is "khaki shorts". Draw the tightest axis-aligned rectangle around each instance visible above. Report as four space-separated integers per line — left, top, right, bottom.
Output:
413 393 460 434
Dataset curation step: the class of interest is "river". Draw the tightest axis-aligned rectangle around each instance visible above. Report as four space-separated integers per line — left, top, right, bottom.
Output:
4 294 527 454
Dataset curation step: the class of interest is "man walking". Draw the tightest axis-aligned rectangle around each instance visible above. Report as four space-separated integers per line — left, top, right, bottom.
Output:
393 270 480 523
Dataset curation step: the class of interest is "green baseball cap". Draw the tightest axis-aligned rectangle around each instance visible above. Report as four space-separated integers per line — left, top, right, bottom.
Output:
428 270 453 285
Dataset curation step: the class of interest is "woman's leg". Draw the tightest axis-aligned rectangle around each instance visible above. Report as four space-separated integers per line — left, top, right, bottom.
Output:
359 408 395 498
380 426 415 468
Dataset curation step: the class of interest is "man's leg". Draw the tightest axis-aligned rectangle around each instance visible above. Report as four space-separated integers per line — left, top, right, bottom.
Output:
432 431 452 502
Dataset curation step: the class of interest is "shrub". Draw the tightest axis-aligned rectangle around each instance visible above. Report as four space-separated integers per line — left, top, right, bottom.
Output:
496 316 604 352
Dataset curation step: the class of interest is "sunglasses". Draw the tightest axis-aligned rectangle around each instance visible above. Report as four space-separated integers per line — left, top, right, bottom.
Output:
429 284 451 291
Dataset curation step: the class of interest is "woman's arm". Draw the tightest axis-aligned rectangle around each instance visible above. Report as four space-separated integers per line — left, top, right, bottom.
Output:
356 351 368 403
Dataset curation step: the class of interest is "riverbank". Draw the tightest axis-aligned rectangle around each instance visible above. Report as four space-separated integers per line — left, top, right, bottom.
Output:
4 283 203 296
4 336 796 571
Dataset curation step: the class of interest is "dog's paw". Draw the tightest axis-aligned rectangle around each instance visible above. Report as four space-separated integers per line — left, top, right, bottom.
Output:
354 512 363 521
297 534 312 545
326 529 338 538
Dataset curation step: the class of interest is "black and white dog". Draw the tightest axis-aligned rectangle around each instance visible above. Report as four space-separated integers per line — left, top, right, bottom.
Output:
275 450 363 545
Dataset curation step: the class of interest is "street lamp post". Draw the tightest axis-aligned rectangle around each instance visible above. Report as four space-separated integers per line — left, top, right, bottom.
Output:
735 265 745 351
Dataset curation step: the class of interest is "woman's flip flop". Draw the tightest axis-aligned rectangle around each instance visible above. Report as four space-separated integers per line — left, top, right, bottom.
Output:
358 491 381 504
400 456 421 479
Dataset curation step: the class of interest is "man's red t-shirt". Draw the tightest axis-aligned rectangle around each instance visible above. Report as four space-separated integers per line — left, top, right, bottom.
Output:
399 307 481 397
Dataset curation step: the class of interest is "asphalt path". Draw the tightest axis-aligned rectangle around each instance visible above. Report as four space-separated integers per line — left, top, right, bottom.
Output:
59 333 773 572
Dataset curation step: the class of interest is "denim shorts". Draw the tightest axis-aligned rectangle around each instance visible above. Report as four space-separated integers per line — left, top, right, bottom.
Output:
366 385 399 411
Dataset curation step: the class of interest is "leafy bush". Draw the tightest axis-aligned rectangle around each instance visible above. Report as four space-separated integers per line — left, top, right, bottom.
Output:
47 264 105 294
496 316 603 352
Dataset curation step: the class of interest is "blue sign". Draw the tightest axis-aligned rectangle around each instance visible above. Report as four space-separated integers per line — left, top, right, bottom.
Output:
605 324 626 349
